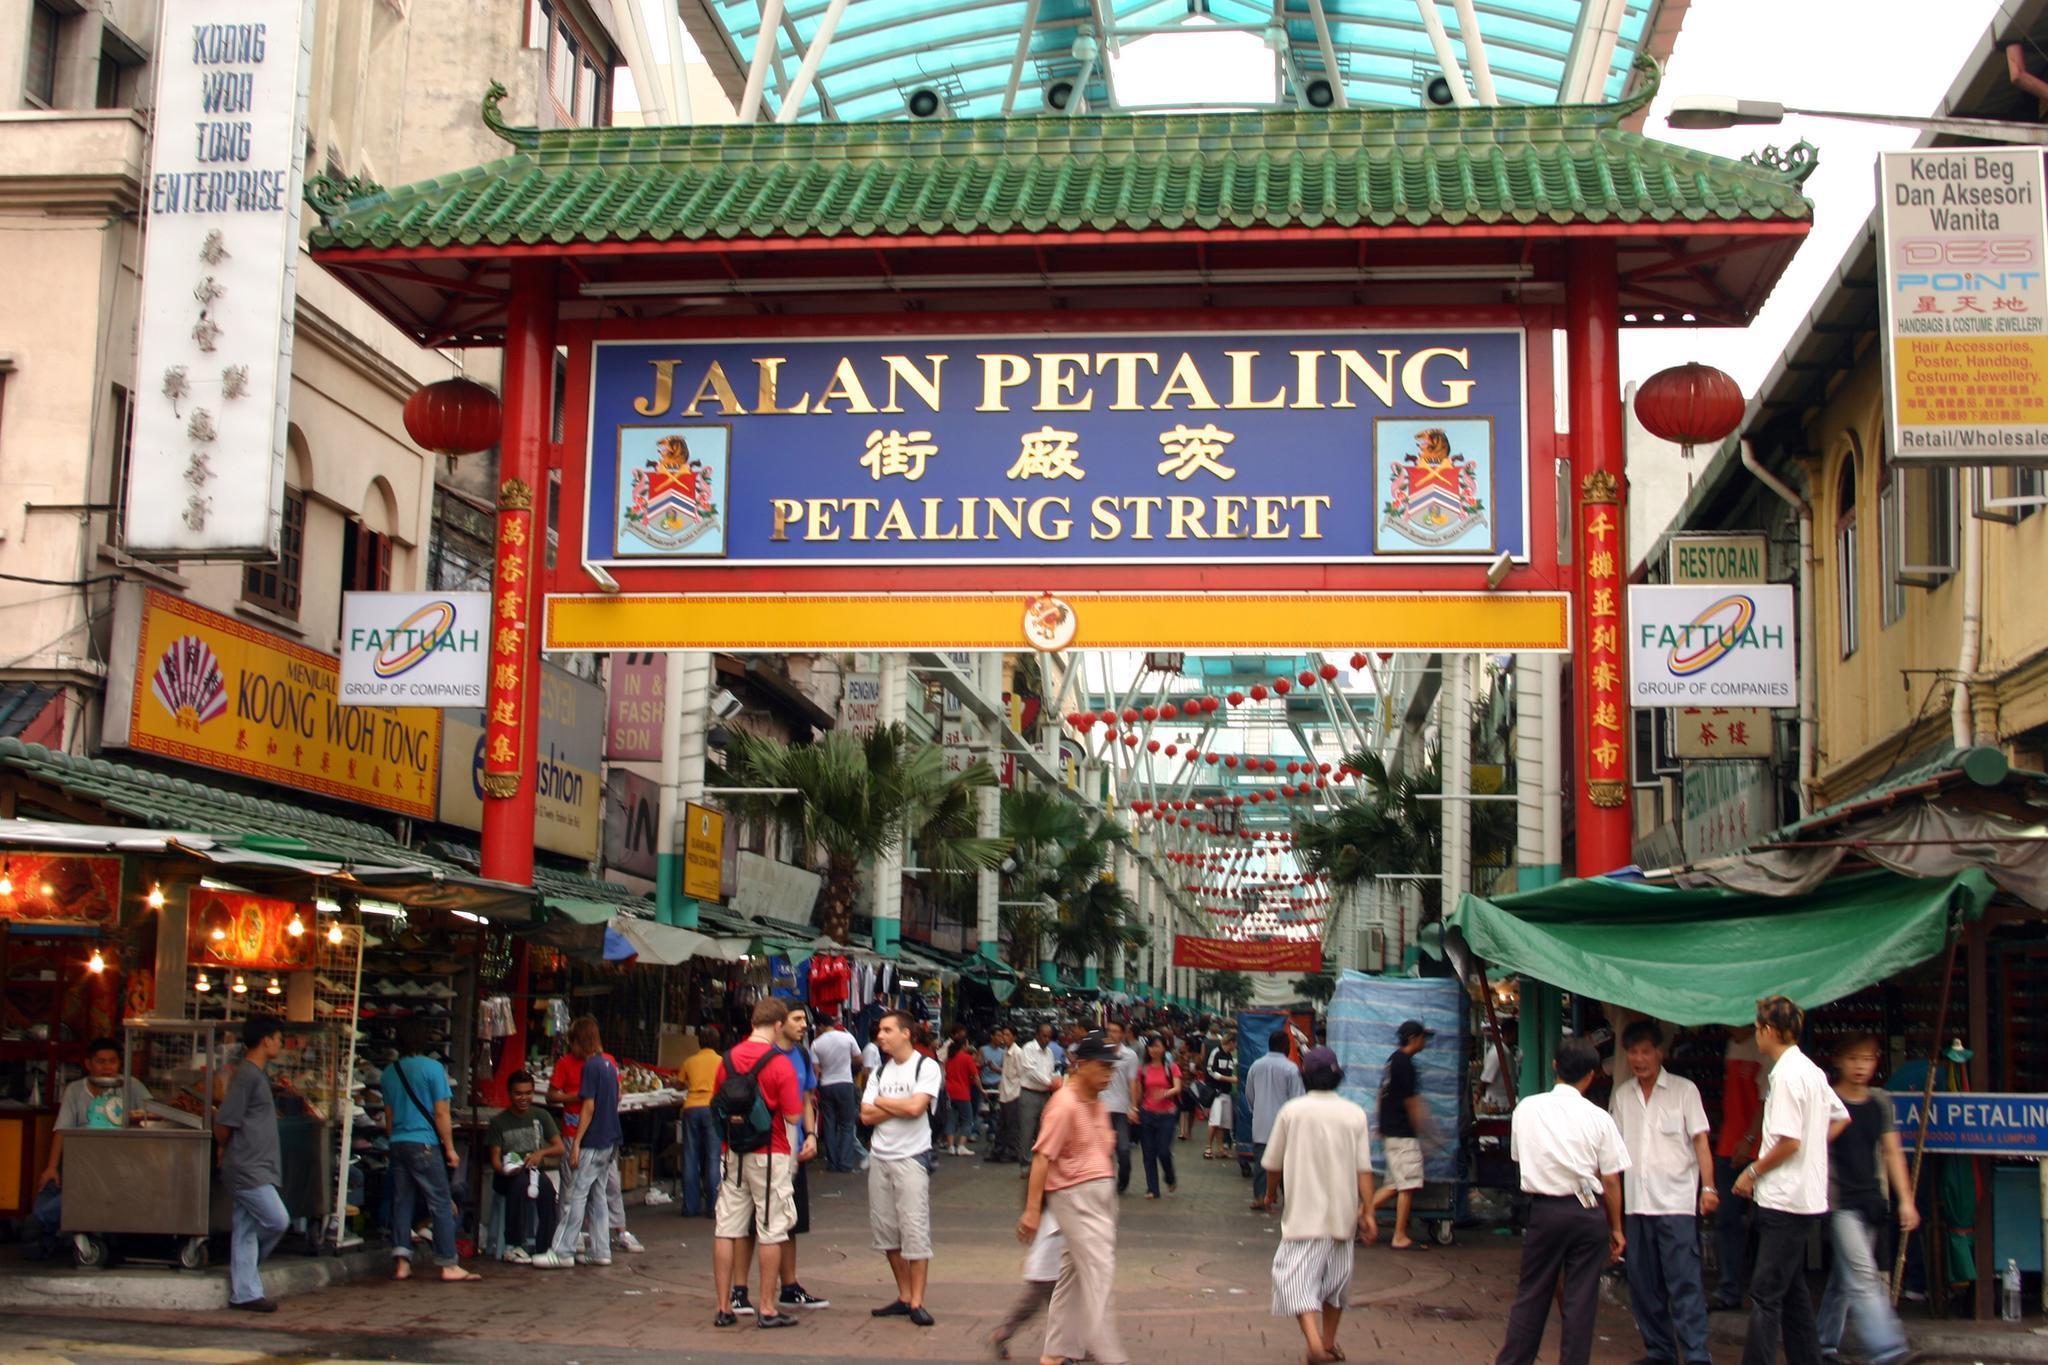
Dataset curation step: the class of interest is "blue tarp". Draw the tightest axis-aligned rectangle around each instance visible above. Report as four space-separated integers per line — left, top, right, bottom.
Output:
1329 972 1466 1183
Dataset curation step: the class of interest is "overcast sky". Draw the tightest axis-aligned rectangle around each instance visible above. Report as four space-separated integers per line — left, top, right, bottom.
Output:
629 0 2009 395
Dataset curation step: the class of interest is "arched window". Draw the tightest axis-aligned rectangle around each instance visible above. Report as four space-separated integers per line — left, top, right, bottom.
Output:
1835 455 1859 659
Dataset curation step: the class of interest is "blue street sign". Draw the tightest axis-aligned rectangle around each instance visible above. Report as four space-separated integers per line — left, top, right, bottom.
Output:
1892 1092 2048 1156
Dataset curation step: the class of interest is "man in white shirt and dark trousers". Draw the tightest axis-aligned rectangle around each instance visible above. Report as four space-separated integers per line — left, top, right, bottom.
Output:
1099 1020 1141 1195
1496 1037 1631 1365
1609 1020 1717 1365
1262 1046 1377 1365
1732 995 1850 1365
810 1016 861 1174
1014 1022 1060 1177
860 1009 943 1327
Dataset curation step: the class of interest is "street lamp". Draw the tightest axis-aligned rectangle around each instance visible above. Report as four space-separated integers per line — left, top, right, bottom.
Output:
1667 95 2048 146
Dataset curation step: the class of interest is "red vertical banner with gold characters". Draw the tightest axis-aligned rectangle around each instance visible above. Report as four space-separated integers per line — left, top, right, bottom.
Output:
482 476 534 800
1580 470 1627 808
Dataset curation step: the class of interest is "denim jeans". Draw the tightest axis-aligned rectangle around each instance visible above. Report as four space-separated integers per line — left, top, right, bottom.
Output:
229 1184 290 1306
32 1178 63 1251
1624 1212 1712 1364
1742 1207 1824 1365
1817 1207 1910 1364
1139 1111 1178 1196
389 1142 460 1266
819 1082 861 1172
1109 1113 1133 1193
683 1106 722 1214
548 1145 617 1259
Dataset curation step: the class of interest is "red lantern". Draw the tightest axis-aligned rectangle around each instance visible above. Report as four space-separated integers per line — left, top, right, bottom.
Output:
1098 709 1116 726
1202 696 1220 714
1142 706 1159 722
1121 708 1139 724
1320 663 1340 681
1228 691 1244 706
1160 703 1178 720
1164 744 1178 757
1224 755 1239 768
1350 652 1368 670
1123 733 1139 747
1273 679 1291 695
1299 670 1317 687
1205 754 1219 765
1633 361 1745 460
1146 739 1161 753
1249 685 1266 701
403 377 501 457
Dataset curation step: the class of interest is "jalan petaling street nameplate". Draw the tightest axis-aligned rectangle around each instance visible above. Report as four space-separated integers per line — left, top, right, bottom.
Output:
582 330 1528 567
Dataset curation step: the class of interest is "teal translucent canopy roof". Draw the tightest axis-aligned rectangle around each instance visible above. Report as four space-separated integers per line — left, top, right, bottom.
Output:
679 0 1665 123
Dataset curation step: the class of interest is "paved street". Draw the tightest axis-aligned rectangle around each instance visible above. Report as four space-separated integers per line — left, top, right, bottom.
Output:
4 1143 1666 1364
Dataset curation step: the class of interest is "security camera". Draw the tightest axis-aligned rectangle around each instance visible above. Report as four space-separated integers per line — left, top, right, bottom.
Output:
587 564 620 595
1485 551 1513 590
709 688 743 721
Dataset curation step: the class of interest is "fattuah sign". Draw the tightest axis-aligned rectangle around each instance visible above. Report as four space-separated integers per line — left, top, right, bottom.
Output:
1629 584 1796 707
339 592 489 705
583 330 1529 568
1879 148 2048 464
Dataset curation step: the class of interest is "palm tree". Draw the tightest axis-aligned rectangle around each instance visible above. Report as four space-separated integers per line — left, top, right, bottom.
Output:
718 724 1010 944
1000 787 1143 975
1292 746 1513 927
1200 970 1254 1010
1292 952 1338 1006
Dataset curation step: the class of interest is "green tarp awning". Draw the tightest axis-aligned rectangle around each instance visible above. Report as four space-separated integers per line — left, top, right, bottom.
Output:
1448 868 1995 1026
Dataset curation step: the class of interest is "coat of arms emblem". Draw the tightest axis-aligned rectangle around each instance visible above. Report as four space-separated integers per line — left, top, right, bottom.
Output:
622 434 720 552
1380 426 1488 549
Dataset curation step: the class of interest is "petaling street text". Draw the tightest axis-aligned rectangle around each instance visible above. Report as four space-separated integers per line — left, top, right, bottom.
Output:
630 345 1480 418
768 493 1331 545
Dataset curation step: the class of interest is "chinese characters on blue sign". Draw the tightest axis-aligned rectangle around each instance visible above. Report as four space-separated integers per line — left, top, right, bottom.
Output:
1891 1092 2048 1156
582 330 1528 567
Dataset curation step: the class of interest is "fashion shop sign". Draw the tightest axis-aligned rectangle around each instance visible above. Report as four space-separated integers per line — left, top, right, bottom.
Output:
1890 1092 2048 1156
581 330 1530 568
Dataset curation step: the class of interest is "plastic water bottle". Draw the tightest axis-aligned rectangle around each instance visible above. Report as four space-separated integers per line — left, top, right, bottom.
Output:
2003 1259 2024 1323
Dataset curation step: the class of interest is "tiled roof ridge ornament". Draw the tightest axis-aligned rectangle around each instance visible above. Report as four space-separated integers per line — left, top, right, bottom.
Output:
304 172 384 221
1601 51 1663 121
1742 140 1821 186
482 79 540 151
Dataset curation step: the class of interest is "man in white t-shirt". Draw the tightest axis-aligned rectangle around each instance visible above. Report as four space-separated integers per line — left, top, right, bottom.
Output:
859 1009 943 1328
1261 1046 1377 1364
1732 995 1850 1365
810 1017 861 1174
1609 1020 1716 1365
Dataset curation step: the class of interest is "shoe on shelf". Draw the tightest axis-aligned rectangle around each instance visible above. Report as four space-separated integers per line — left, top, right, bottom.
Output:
908 1306 935 1327
779 1283 829 1309
504 1247 532 1264
616 1230 645 1254
730 1286 756 1316
528 1250 575 1268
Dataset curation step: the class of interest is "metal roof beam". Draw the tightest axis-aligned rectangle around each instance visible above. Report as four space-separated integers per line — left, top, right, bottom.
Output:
1305 0 1349 109
776 0 850 122
1412 0 1473 106
1001 0 1042 114
736 0 787 122
1450 0 1498 104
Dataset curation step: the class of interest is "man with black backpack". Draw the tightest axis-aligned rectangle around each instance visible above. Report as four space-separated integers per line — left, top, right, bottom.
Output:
710 997 804 1331
861 1009 944 1327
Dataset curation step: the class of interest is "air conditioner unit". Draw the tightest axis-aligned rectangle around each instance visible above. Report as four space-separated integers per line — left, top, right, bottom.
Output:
1355 925 1387 972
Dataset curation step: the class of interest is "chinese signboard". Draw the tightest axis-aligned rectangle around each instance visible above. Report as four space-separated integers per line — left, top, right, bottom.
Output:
1580 473 1628 808
483 478 537 797
1879 148 2048 464
186 888 317 970
1681 758 1775 861
1629 584 1797 707
0 854 122 928
1665 532 1772 759
605 653 665 760
339 592 490 705
1172 934 1321 974
104 587 441 818
683 801 726 902
1891 1092 2048 1156
583 330 1530 567
127 0 315 554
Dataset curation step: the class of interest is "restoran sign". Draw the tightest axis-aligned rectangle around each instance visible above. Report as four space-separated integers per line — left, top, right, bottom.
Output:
582 330 1528 568
1628 584 1796 707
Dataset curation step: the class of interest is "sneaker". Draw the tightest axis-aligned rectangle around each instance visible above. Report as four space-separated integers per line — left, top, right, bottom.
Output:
756 1312 800 1330
713 1311 738 1328
779 1283 830 1310
909 1305 935 1327
504 1246 532 1265
576 1253 613 1267
616 1230 645 1254
229 1297 278 1313
731 1286 756 1316
529 1250 576 1268
871 1299 912 1318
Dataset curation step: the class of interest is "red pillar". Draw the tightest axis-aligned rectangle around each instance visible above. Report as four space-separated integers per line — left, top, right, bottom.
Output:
479 261 557 886
1566 240 1632 877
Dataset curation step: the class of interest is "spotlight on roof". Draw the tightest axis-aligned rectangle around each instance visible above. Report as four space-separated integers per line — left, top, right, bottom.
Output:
906 87 943 119
1045 79 1075 111
1424 75 1456 107
1304 79 1336 109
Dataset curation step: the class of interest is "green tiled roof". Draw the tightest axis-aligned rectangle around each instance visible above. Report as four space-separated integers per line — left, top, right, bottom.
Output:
0 737 413 865
308 63 1814 252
